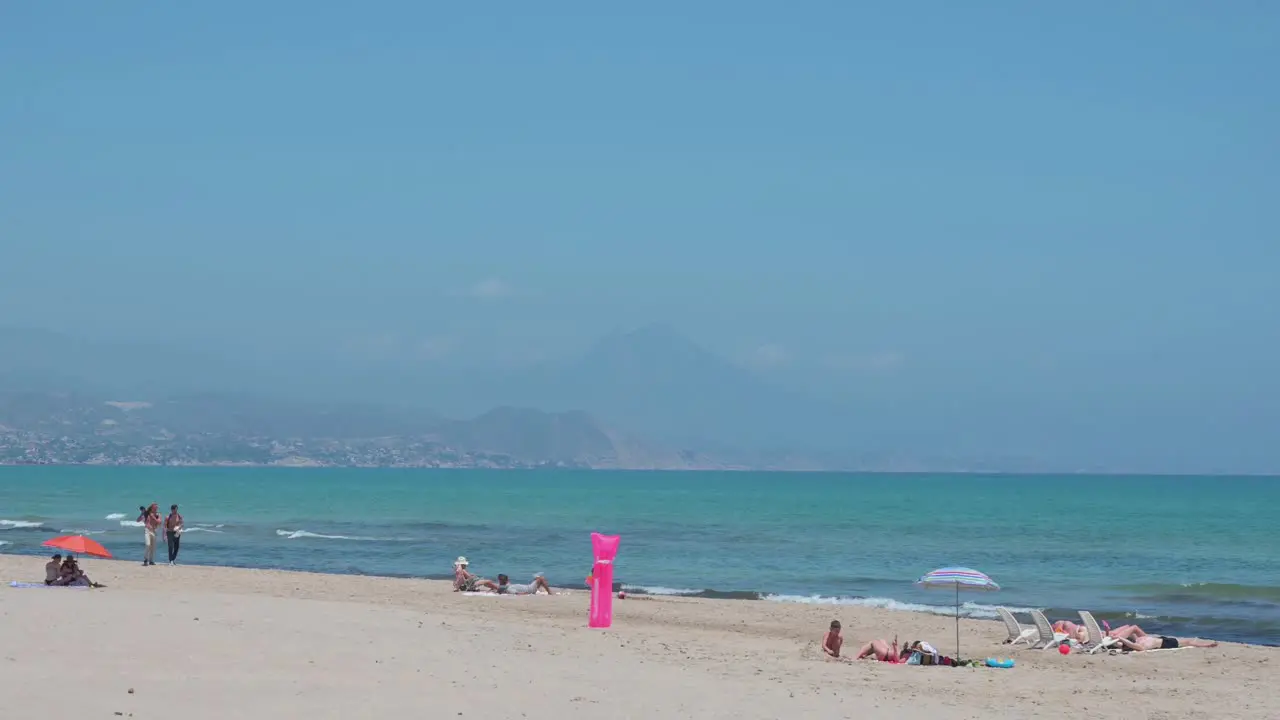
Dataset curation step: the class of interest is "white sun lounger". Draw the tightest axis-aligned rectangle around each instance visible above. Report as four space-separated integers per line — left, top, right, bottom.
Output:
997 607 1038 646
1077 610 1121 654
1028 609 1070 649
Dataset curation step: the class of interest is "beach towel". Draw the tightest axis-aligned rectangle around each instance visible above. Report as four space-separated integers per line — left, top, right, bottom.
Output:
461 590 556 597
8 581 89 589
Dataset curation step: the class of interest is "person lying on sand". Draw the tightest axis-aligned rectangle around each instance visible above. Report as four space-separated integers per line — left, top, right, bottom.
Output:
452 557 499 593
1115 635 1217 651
854 636 903 663
1106 624 1149 641
821 620 844 659
496 574 553 595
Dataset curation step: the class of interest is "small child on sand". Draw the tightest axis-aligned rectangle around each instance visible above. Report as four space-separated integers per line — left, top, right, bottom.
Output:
821 620 843 659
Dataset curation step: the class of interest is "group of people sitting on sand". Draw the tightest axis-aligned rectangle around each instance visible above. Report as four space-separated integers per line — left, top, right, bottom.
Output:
44 553 104 588
1051 618 1218 652
451 556 554 595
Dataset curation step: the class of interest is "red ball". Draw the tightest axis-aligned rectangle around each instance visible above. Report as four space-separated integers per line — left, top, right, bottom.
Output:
1058 643 1071 655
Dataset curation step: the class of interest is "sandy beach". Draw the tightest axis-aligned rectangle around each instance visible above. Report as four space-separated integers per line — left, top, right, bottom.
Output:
1 555 1275 719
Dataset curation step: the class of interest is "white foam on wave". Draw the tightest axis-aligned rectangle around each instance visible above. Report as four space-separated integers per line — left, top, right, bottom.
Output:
193 523 225 529
0 520 45 529
119 520 144 528
0 540 11 546
276 529 379 541
105 513 127 520
59 528 107 536
764 594 1035 620
622 585 701 596
182 527 224 534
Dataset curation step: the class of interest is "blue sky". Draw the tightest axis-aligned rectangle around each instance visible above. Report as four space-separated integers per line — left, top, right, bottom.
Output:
2 2 1278 468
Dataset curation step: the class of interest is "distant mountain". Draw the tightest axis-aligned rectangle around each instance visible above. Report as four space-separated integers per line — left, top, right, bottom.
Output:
432 407 615 464
0 389 686 468
486 324 859 452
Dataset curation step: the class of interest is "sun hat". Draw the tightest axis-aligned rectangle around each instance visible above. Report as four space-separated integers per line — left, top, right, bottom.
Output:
454 556 469 567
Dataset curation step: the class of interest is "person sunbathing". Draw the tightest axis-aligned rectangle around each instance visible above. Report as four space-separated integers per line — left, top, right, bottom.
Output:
854 635 903 663
1053 620 1088 644
495 574 553 595
1115 634 1217 652
1106 624 1149 641
452 557 499 593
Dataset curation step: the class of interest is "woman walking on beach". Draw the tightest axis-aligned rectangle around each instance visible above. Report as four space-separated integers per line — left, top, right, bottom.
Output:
165 504 184 565
142 503 161 566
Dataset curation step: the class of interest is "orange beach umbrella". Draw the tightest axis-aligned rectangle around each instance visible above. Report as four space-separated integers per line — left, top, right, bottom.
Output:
42 535 113 559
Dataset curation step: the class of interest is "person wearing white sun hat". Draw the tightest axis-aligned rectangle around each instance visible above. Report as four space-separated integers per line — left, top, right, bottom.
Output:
452 556 498 592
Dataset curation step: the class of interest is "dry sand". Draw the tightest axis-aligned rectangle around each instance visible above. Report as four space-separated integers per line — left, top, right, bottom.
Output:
1 555 1275 719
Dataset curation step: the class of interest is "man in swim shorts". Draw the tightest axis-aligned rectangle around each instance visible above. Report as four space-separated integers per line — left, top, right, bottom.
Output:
1115 634 1218 651
496 573 553 595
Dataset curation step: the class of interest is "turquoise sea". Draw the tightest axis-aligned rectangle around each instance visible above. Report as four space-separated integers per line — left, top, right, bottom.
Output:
1 468 1276 645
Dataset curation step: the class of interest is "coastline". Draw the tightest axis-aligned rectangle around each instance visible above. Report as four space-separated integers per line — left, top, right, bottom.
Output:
2 554 1277 719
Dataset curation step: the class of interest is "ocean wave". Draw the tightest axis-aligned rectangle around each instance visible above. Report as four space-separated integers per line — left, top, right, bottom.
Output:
622 585 703 597
105 513 127 520
0 520 47 530
119 520 144 528
619 584 1036 620
1116 582 1280 605
764 595 1030 620
182 527 224 534
59 528 107 536
0 540 10 546
276 529 379 541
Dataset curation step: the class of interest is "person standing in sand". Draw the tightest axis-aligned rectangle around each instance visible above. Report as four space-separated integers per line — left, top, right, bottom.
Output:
142 503 162 566
165 504 184 565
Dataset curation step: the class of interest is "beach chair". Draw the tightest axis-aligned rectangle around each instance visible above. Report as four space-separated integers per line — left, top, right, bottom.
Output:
1028 610 1069 650
1077 610 1121 654
996 607 1038 646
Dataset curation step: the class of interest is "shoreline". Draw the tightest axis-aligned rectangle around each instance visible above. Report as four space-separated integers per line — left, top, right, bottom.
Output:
2 554 1277 719
5 551 1274 649
5 463 1280 477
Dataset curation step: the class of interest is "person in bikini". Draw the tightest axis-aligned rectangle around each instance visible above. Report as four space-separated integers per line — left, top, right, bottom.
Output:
854 635 904 663
495 574 554 595
142 503 162 566
1115 634 1218 651
821 620 844 659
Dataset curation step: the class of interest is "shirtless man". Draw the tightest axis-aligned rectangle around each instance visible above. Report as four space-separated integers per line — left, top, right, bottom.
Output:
45 554 63 585
1116 634 1218 652
820 620 844 659
165 504 184 565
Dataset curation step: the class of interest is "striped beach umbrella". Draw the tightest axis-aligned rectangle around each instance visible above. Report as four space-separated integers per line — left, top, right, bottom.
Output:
916 567 1000 657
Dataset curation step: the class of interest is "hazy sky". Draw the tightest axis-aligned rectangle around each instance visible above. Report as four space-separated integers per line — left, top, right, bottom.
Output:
3 3 1278 468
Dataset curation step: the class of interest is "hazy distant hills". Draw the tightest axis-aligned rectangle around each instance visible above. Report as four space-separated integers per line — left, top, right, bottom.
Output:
0 324 857 466
0 325 1053 471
